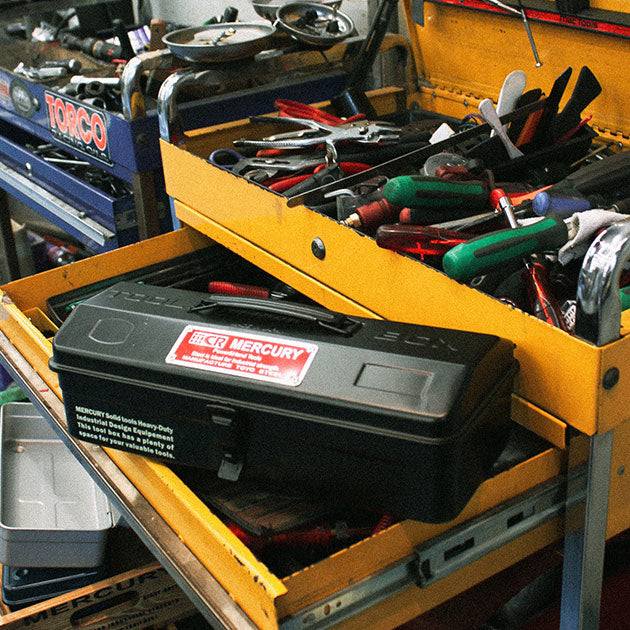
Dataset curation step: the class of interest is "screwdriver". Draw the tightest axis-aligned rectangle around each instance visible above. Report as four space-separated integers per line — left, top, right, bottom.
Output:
463 189 569 330
342 198 400 233
521 259 568 330
533 192 630 217
375 224 472 259
442 189 569 282
383 176 490 212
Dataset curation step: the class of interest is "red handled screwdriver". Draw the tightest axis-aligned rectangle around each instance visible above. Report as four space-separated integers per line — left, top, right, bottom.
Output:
342 198 400 233
375 224 472 260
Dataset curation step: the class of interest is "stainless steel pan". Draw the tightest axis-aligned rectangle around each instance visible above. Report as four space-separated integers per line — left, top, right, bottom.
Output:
162 23 276 63
251 0 340 21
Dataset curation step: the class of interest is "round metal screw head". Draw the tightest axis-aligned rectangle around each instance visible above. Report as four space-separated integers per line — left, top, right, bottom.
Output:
311 237 326 259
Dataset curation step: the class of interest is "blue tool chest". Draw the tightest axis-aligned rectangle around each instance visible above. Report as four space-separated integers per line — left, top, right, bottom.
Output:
0 39 352 254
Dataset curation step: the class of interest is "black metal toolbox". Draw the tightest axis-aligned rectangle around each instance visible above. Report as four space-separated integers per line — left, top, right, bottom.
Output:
49 281 517 523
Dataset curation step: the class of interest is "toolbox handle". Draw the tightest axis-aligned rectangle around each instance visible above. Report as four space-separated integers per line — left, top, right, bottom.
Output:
189 295 363 336
121 48 176 120
158 67 223 144
576 221 630 346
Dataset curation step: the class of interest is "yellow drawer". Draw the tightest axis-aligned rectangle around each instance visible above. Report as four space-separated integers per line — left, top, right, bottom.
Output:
0 227 611 630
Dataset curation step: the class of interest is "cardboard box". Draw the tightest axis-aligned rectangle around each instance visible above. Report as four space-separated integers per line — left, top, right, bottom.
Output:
0 562 196 629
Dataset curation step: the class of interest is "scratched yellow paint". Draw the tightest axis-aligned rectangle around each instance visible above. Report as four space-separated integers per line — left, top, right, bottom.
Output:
402 0 630 134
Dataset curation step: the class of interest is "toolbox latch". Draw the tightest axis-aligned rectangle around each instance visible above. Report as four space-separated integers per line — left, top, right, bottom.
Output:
207 403 246 482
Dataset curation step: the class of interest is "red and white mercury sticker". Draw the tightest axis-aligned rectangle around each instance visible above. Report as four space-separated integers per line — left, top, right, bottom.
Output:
165 325 318 386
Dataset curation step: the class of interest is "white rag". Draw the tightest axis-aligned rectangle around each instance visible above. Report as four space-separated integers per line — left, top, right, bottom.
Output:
518 209 627 265
558 209 627 265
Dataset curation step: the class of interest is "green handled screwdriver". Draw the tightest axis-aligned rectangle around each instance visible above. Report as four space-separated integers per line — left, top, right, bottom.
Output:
383 176 489 212
442 191 569 281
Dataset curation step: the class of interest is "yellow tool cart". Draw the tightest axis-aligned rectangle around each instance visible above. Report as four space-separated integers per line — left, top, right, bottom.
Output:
1 2 630 630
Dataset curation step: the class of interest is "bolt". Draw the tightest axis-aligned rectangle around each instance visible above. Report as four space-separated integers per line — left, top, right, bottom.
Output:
136 133 148 146
311 237 326 260
603 367 620 390
25 162 32 175
618 466 625 475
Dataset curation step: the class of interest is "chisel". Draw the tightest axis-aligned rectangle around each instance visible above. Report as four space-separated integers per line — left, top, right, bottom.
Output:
507 88 543 142
529 67 573 146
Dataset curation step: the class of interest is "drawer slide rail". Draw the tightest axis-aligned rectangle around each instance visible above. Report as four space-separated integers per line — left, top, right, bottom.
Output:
280 466 586 629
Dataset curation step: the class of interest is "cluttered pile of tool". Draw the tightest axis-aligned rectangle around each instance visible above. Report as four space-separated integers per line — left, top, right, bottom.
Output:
211 65 630 334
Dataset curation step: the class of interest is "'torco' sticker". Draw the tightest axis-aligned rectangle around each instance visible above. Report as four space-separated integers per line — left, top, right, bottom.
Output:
165 325 318 386
44 91 112 165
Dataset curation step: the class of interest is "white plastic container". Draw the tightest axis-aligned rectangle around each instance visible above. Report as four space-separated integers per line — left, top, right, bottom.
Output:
0 402 115 568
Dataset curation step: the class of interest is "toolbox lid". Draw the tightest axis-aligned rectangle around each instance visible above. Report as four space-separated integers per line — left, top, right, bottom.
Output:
50 281 516 440
402 0 630 135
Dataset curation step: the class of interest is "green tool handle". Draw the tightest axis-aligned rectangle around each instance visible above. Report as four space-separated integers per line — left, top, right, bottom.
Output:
620 286 630 311
383 176 489 210
442 214 569 281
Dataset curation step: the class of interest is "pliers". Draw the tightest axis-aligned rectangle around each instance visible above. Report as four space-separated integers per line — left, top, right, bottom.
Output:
233 116 402 161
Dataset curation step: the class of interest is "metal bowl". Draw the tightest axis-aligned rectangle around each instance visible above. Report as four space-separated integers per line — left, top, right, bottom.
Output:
162 23 276 63
251 0 341 21
276 2 354 48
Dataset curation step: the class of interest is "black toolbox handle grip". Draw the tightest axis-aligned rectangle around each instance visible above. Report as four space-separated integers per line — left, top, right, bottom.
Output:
189 295 363 336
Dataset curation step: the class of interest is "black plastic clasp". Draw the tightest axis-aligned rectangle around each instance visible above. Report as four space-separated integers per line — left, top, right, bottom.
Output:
207 403 246 481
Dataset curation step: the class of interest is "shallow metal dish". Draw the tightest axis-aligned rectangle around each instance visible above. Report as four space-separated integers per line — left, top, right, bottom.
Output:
162 23 276 63
251 0 341 21
276 2 354 47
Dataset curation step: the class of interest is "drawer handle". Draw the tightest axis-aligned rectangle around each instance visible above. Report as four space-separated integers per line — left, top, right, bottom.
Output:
576 221 630 346
189 295 362 336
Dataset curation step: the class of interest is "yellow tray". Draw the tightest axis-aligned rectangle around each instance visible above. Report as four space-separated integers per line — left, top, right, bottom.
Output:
3 228 617 630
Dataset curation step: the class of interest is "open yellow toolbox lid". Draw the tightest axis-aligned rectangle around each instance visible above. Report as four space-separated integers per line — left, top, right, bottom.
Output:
403 0 630 135
160 0 630 438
